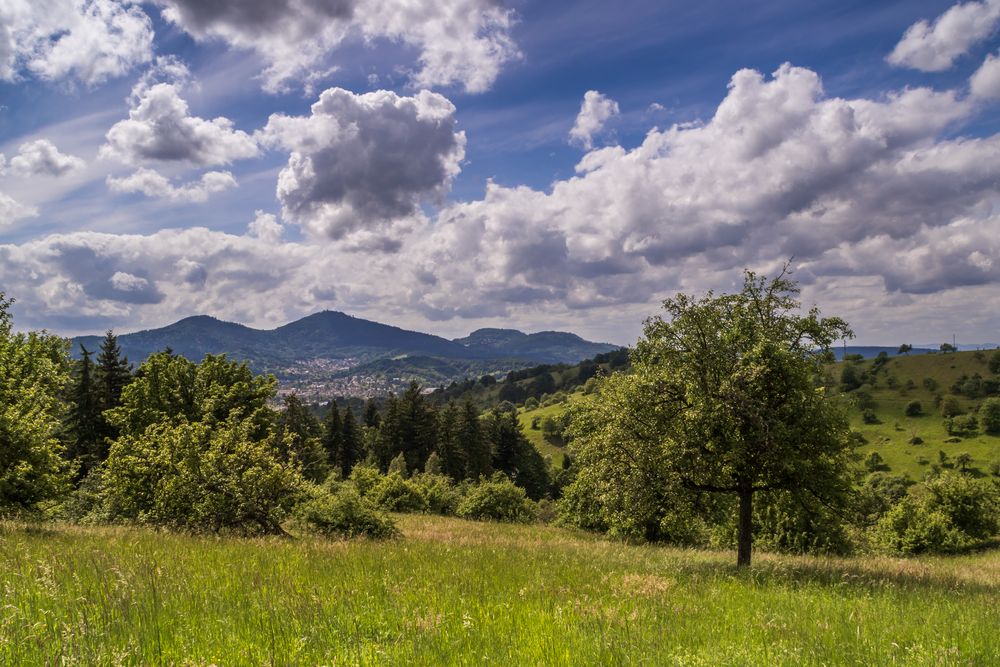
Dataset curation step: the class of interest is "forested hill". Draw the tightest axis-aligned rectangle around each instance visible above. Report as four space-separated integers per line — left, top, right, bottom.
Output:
70 311 619 394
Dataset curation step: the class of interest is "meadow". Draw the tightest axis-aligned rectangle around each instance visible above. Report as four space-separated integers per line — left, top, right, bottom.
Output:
2 515 997 666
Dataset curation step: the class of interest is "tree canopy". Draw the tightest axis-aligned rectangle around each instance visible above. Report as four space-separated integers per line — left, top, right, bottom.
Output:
567 268 855 566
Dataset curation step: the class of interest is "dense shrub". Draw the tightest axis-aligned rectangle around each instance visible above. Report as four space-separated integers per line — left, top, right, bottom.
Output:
101 415 303 534
905 401 922 417
410 473 462 515
349 465 384 497
294 486 397 539
371 474 428 512
979 398 1000 434
457 476 537 523
872 472 999 554
751 491 852 556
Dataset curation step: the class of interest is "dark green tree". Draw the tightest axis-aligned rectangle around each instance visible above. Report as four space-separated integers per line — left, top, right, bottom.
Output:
66 346 103 476
435 402 466 481
322 401 343 469
363 398 381 429
340 406 363 478
276 394 327 482
487 406 550 500
460 399 491 479
93 330 131 445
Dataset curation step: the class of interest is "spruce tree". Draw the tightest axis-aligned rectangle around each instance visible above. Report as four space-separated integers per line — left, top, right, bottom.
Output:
397 382 437 473
340 406 363 478
363 398 381 429
460 399 491 479
276 394 327 482
94 329 131 443
67 346 102 476
436 402 466 481
322 401 343 468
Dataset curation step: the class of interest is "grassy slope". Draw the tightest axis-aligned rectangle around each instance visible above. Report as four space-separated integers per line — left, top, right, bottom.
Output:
837 351 1000 479
1 516 997 665
512 351 1000 480
517 390 584 465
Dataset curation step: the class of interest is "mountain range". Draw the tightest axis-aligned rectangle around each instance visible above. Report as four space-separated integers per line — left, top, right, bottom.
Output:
71 311 619 396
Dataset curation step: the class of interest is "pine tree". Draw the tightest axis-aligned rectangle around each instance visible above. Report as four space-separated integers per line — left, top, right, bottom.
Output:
436 402 466 481
94 329 131 443
340 406 363 478
374 395 400 471
322 401 343 468
397 382 437 473
67 346 102 476
460 399 491 479
363 398 381 429
276 394 327 481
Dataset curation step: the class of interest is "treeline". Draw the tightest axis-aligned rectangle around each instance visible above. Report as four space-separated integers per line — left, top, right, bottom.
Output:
0 293 564 537
430 347 628 408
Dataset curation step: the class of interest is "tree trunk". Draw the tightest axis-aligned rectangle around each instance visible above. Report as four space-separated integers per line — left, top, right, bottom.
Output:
737 486 753 568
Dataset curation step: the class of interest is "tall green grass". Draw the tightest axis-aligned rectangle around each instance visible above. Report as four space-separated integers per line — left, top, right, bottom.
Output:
1 515 997 665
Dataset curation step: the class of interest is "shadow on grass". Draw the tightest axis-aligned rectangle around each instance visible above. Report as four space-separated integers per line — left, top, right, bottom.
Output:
661 546 1000 595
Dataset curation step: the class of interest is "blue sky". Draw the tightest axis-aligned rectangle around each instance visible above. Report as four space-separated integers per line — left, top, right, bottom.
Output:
2 0 1000 346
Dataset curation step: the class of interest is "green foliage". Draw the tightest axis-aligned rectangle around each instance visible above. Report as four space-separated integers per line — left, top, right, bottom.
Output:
750 491 853 556
565 269 854 564
276 394 327 482
905 400 923 417
293 485 397 539
940 396 963 418
0 294 73 513
456 476 537 523
101 414 303 534
371 473 428 512
485 406 550 499
979 397 1000 434
105 352 274 438
862 408 879 424
872 472 999 554
865 451 884 472
348 464 383 497
989 350 1000 375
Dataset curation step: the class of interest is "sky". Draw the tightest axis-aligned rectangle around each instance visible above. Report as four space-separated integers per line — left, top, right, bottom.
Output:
1 0 1000 347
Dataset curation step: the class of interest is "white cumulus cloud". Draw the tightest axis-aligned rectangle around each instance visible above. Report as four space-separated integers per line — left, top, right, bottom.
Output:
107 168 237 202
570 90 620 150
0 0 153 85
971 51 1000 98
151 0 520 93
887 0 1000 72
8 139 85 176
260 87 465 245
101 82 259 167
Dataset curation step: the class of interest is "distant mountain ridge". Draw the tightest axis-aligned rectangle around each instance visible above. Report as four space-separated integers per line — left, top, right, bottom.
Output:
71 312 619 392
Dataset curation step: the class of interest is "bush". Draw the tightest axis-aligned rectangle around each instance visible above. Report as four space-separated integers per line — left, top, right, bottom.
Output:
371 474 428 512
523 397 539 410
872 472 999 554
865 451 884 472
457 476 537 523
349 464 383 497
990 350 1000 375
410 473 461 515
979 397 1000 434
862 409 879 424
905 401 923 417
294 486 398 539
941 397 963 418
101 416 303 535
922 377 939 392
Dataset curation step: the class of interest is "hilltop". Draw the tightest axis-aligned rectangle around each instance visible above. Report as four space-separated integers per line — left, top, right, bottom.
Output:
71 312 619 397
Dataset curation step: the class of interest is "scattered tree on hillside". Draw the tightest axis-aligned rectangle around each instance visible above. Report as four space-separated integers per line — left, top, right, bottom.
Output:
980 398 1000 434
898 344 912 355
940 343 957 354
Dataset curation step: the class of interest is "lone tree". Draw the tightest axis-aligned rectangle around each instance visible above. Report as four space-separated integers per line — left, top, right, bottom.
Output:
571 268 854 567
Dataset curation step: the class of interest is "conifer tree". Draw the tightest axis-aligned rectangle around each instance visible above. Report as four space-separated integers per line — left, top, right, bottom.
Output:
66 346 102 476
363 398 381 429
276 394 327 482
340 406 363 478
322 400 343 468
436 402 466 481
460 399 491 479
94 330 131 443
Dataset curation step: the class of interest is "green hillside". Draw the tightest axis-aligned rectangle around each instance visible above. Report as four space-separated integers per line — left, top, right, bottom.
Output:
834 349 1000 479
504 349 1000 480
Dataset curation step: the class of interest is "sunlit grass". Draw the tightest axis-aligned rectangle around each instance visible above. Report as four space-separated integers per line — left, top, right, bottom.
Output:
1 515 997 665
